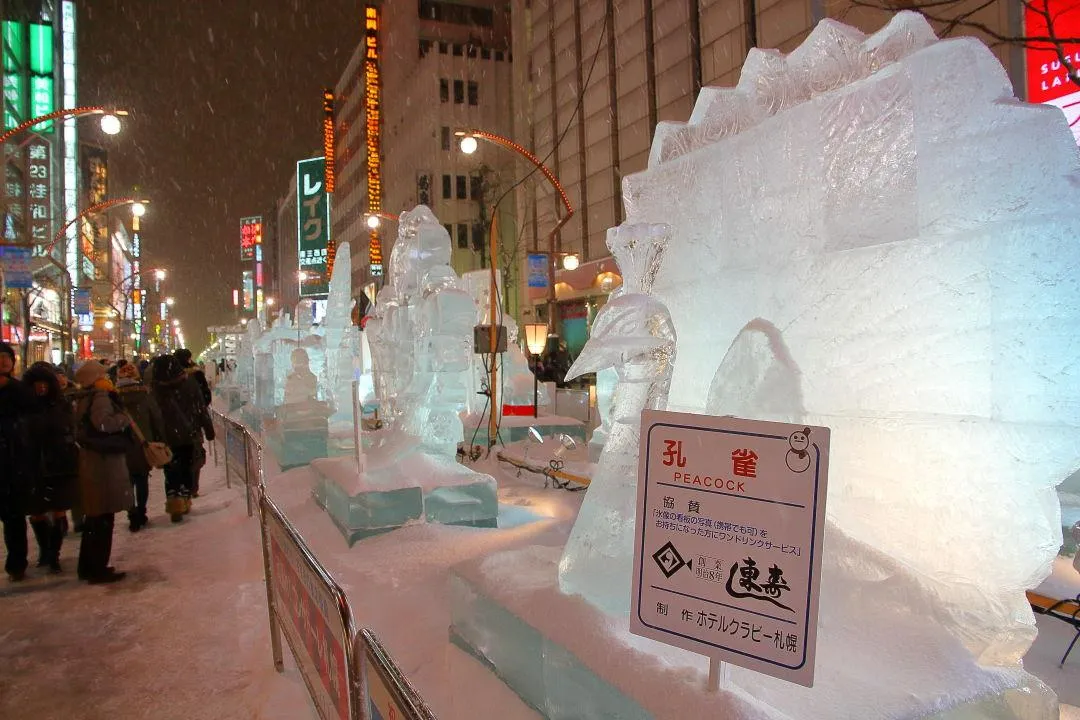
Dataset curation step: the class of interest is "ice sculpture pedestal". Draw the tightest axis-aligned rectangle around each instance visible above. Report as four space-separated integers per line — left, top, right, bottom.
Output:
311 451 498 545
265 401 330 470
463 413 587 448
451 544 1055 720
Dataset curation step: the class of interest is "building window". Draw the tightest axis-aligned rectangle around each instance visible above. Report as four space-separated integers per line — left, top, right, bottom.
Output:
471 223 485 251
456 175 467 199
466 44 478 59
444 224 453 239
470 173 482 201
441 126 451 151
467 81 478 106
418 1 494 27
481 48 491 60
439 78 449 103
438 41 448 54
419 39 433 58
453 79 464 104
495 50 504 62
457 223 468 249
452 43 463 57
442 174 452 199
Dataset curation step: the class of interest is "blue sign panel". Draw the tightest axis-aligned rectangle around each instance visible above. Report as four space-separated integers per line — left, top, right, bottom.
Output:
527 253 548 288
1 246 33 288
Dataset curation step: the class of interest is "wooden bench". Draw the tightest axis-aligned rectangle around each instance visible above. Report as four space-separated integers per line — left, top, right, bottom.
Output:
1027 590 1080 667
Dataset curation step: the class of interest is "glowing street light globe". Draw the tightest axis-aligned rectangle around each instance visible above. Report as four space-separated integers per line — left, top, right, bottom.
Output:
266 297 276 307
165 297 175 307
366 214 381 229
104 320 115 330
172 319 180 327
130 202 146 218
459 135 478 154
154 269 166 281
100 113 122 135
562 253 580 271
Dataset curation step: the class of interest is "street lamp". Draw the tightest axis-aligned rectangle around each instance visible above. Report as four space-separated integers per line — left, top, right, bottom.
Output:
172 319 180 327
166 297 175 307
0 106 130 145
524 323 548 418
154 269 166 282
459 135 479 155
130 201 147 218
456 128 574 445
104 320 115 330
562 253 580 271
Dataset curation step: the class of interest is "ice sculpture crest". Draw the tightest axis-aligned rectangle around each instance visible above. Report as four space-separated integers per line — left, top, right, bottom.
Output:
562 12 1079 716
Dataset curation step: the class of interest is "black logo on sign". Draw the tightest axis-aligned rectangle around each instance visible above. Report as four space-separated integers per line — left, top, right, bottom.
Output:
652 541 689 579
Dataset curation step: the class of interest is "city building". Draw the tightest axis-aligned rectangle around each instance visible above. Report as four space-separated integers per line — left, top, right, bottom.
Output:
511 0 1022 357
0 0 80 365
331 1 518 317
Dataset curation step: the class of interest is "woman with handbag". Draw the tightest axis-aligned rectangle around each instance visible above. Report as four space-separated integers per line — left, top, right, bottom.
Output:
74 361 132 584
116 362 166 532
22 363 79 573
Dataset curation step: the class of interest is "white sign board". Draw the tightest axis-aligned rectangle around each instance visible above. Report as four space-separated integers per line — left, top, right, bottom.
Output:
630 410 830 687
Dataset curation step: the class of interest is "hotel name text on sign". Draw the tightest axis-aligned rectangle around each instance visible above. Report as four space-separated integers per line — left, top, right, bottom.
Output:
631 410 830 687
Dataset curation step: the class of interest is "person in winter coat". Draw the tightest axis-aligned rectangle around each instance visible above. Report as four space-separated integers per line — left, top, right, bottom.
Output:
175 348 211 497
74 361 132 584
22 363 79 573
116 362 165 532
152 355 215 522
0 342 30 581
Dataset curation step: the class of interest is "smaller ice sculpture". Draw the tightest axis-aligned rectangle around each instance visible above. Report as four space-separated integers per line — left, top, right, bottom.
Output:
267 347 329 469
557 223 676 613
311 205 499 543
284 348 319 403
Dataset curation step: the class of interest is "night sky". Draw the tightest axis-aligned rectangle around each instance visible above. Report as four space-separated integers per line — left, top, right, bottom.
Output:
78 1 365 352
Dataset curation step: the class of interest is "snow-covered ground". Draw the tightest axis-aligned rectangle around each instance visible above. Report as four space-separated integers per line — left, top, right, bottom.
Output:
1 445 1077 719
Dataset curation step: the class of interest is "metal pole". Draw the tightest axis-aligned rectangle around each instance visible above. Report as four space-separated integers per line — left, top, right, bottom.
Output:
352 379 362 469
487 214 499 447
258 495 285 672
243 431 252 517
532 352 539 418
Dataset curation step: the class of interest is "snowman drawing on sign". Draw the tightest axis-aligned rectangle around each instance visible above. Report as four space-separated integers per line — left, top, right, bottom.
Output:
786 427 812 473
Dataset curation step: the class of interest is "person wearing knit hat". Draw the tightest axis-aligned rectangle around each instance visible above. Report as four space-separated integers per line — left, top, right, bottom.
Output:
174 348 211 498
0 340 31 581
74 360 108 388
73 361 132 584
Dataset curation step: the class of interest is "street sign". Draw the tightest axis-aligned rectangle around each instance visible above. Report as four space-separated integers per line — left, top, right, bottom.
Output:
527 253 548 288
631 410 830 687
74 286 91 315
0 246 33 288
297 156 330 298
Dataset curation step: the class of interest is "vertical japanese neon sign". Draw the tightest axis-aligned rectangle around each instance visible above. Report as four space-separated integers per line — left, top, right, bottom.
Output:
364 5 383 277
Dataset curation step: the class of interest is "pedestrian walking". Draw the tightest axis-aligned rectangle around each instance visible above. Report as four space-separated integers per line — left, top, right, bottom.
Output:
22 362 78 573
174 349 211 497
74 361 132 584
116 362 164 532
152 355 214 522
0 342 30 581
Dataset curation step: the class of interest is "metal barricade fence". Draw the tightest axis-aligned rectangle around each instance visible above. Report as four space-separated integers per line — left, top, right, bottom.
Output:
209 408 258 517
208 409 434 717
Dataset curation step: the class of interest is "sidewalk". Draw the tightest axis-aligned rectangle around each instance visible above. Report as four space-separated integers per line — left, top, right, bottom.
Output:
0 461 310 720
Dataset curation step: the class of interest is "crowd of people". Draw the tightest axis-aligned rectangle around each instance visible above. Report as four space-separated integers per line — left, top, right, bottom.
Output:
0 344 215 585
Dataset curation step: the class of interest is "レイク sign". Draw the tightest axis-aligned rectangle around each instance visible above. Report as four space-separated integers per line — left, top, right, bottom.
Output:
297 156 331 297
631 410 830 688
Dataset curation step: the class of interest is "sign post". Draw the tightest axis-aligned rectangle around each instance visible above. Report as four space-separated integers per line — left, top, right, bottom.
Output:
631 410 830 688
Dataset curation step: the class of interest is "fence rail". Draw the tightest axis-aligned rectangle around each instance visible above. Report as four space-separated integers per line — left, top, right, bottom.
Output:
209 406 434 719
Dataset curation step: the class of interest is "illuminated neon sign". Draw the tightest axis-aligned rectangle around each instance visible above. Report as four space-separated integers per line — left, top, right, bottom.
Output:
322 90 337 281
364 5 383 276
